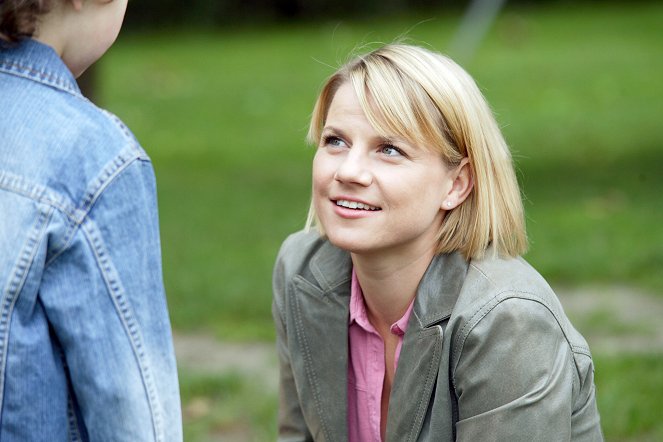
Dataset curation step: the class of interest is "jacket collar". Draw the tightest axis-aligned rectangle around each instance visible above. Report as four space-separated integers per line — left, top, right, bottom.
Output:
307 240 468 327
308 238 353 291
0 38 80 96
298 238 469 440
386 252 468 440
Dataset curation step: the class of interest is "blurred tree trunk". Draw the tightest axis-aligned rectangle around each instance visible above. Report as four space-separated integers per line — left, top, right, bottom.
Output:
77 63 98 104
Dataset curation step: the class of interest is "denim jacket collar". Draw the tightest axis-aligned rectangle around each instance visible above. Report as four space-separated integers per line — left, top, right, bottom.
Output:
299 240 469 440
0 38 80 96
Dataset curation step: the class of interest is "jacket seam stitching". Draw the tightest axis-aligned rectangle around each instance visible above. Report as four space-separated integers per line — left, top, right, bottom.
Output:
64 346 84 442
406 325 442 442
47 149 142 267
291 281 333 440
80 218 163 441
0 172 81 223
0 60 79 95
0 145 142 255
0 206 53 408
452 291 577 389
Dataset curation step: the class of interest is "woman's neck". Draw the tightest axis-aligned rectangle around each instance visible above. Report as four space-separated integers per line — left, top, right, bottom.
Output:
351 244 437 332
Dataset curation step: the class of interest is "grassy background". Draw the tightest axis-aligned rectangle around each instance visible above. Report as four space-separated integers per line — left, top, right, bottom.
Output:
100 2 663 440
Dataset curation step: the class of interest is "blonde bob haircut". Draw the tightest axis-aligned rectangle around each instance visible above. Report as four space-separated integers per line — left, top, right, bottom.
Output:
305 43 527 259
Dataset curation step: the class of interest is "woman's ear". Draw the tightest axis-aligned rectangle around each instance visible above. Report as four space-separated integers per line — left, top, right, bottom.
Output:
69 0 84 11
442 158 474 210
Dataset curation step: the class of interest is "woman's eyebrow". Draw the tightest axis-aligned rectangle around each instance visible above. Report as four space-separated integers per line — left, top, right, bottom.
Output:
321 126 347 138
322 127 411 148
321 125 339 133
376 134 412 147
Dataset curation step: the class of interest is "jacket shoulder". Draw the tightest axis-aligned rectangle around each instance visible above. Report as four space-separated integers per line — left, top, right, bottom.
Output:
1 74 148 217
455 253 559 315
275 230 326 273
450 252 593 366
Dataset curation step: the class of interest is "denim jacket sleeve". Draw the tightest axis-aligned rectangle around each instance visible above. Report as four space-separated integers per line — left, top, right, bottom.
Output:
1 39 181 441
41 156 182 441
0 155 182 441
451 293 602 442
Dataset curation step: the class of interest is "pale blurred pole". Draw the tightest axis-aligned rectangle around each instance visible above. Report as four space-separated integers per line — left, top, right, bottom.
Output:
449 0 507 62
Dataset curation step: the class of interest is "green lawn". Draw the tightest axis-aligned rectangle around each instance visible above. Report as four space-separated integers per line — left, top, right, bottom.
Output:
102 2 663 339
100 2 663 439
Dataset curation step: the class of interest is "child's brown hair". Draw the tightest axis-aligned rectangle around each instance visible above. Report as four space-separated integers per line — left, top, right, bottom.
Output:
0 0 52 43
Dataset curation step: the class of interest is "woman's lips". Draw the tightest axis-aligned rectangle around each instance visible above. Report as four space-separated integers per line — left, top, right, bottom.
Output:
334 199 381 211
330 198 382 219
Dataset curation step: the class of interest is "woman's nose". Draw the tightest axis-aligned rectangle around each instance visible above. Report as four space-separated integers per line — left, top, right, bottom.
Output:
334 149 372 186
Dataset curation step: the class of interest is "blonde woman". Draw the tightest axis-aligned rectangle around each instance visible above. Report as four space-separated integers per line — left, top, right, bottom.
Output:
272 44 603 441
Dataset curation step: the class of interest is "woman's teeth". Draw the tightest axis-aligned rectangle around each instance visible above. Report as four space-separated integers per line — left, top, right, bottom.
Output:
336 200 380 211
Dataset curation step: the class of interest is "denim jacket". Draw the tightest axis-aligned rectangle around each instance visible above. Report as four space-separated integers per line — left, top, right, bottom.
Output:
272 230 603 441
0 40 182 441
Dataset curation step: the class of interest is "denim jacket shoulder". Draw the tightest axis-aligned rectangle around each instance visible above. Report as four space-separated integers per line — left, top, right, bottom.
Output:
0 39 182 441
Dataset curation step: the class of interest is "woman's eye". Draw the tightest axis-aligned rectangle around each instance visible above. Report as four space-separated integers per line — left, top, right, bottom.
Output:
322 135 346 148
380 145 403 157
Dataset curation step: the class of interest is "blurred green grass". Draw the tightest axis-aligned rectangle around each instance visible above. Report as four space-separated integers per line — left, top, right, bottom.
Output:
180 371 276 441
102 2 663 340
100 2 663 440
595 354 663 441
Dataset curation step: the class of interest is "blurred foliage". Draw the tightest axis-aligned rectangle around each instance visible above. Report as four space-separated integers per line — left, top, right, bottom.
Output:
99 2 663 440
125 0 459 28
102 1 663 340
123 0 661 28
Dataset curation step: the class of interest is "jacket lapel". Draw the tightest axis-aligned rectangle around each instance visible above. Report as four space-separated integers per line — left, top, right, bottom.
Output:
290 240 352 441
290 242 469 441
386 252 469 441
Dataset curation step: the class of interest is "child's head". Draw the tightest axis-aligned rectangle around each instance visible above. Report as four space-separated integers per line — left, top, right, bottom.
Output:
0 0 128 77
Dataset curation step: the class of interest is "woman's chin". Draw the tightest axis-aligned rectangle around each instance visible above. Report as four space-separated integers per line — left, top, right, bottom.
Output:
325 232 378 255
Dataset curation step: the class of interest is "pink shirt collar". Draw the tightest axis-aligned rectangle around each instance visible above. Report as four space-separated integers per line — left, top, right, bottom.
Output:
347 269 416 442
349 269 414 338
350 269 414 336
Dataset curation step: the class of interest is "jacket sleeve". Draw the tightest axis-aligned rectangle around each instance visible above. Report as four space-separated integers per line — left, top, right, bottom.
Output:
451 294 602 442
272 241 314 442
39 158 182 441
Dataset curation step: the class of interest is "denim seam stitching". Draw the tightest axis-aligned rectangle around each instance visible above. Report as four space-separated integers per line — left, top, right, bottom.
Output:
0 206 53 406
100 109 145 147
64 347 84 442
66 394 83 442
79 146 143 217
0 171 80 222
81 218 163 441
0 60 79 95
0 148 142 231
45 147 142 267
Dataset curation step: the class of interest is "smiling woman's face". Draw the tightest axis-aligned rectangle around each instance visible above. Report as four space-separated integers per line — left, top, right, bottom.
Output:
312 82 454 259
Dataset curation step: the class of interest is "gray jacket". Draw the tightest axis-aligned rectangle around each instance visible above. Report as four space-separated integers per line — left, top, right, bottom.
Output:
272 230 603 441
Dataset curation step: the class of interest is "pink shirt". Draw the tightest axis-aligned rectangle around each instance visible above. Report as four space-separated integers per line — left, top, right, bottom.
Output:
348 270 415 442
